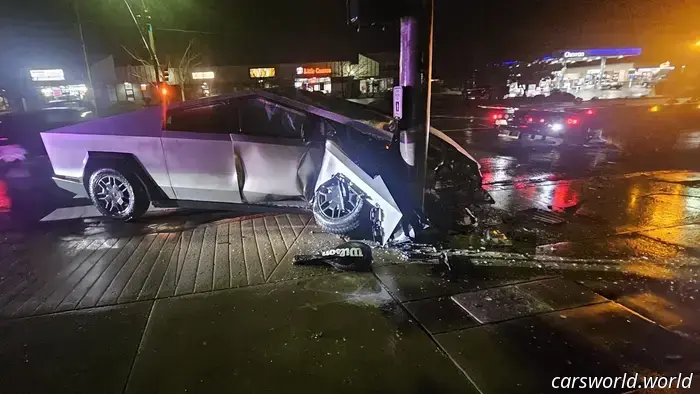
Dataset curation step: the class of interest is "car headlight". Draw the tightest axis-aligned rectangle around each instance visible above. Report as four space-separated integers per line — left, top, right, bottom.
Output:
550 123 564 132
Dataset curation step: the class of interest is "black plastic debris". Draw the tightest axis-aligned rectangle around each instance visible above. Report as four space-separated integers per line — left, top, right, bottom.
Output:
293 241 372 271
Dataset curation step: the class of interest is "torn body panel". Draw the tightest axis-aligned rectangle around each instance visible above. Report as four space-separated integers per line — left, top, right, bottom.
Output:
231 133 320 203
315 140 402 245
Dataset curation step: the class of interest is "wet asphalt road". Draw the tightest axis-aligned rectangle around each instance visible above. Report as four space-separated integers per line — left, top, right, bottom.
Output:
0 103 699 393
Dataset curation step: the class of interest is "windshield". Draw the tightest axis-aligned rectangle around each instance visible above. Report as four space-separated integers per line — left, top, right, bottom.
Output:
269 88 393 129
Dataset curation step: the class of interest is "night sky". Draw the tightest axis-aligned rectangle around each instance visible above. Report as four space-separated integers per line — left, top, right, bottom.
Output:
1 0 699 80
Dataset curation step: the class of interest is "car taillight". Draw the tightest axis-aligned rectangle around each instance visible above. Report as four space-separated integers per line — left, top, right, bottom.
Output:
585 109 595 116
566 118 579 125
527 117 534 123
539 118 545 123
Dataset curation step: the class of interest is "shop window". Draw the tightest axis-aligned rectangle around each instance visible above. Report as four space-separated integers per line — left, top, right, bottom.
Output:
239 98 305 139
166 103 236 133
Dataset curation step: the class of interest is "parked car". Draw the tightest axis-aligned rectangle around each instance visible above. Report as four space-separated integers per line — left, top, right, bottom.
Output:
41 89 491 244
0 107 94 181
0 107 94 158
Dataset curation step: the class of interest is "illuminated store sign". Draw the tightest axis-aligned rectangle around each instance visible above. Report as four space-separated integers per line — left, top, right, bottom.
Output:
30 69 65 81
192 71 215 80
296 67 332 76
558 48 642 59
249 68 276 78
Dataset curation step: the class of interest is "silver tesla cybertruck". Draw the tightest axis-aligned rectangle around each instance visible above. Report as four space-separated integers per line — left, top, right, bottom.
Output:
41 89 492 244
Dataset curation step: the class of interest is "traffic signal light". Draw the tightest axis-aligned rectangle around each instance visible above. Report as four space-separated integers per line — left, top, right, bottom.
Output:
160 86 169 96
162 68 170 83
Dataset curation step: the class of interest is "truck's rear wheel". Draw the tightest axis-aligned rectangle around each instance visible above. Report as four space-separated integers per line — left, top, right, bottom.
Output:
88 168 149 220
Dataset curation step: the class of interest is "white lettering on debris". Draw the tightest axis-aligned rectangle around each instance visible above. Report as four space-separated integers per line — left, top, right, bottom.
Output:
321 248 364 258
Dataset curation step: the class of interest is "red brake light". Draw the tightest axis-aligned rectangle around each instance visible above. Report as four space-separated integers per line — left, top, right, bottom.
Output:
527 117 533 123
585 109 595 116
492 114 498 120
566 118 579 125
539 118 545 123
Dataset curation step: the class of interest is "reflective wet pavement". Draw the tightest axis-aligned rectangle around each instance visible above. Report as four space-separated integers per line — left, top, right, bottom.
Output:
1 112 700 392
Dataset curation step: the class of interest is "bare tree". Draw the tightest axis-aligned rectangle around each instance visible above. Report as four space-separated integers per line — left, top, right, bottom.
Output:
122 46 158 87
122 39 202 101
169 40 202 101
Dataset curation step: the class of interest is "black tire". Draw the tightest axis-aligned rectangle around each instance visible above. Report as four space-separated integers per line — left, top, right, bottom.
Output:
88 168 149 220
312 179 364 235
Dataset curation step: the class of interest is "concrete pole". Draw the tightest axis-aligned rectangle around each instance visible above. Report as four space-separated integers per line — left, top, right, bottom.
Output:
398 0 433 208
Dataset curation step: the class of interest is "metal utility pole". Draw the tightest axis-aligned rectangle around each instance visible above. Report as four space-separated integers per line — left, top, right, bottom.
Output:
74 0 97 114
145 13 162 84
123 0 160 84
398 0 434 208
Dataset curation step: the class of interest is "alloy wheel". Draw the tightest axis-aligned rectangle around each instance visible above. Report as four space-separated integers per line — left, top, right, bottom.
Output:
316 180 361 220
95 175 132 215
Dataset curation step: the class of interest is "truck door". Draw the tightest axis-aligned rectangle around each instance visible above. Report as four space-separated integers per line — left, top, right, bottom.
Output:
233 97 323 203
161 101 241 203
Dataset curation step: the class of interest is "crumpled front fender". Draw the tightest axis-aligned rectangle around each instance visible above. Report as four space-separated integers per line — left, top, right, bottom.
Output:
315 140 402 245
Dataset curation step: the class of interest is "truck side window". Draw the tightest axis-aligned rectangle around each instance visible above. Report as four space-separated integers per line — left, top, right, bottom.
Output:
166 103 237 133
239 98 305 139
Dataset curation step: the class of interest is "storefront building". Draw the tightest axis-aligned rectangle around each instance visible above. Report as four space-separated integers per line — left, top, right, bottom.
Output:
26 68 89 108
294 65 334 93
291 54 389 97
102 53 394 106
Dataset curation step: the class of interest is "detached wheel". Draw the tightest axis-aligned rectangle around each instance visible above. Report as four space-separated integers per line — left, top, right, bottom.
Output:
312 178 364 235
88 168 149 220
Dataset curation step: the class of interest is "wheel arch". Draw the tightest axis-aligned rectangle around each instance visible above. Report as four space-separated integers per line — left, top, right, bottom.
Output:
83 152 170 203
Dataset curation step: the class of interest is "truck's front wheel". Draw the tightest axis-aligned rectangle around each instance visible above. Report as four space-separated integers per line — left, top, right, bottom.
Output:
312 177 364 235
88 168 149 220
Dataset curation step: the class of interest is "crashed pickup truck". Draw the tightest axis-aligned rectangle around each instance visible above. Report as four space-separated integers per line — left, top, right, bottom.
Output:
41 89 492 244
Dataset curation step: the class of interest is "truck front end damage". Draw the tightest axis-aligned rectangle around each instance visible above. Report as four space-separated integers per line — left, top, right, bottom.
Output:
425 127 494 230
314 140 403 245
311 130 492 245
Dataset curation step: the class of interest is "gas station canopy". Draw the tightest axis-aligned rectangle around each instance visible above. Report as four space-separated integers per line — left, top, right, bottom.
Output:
553 48 642 60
